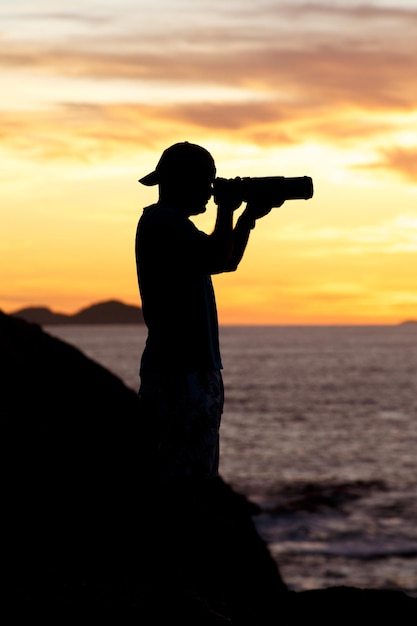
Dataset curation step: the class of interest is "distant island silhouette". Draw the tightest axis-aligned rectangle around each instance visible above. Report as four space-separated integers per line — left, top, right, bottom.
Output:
8 301 416 327
10 300 144 326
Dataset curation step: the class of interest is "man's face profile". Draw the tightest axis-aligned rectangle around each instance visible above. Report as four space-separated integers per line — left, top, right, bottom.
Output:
160 167 215 216
183 170 215 215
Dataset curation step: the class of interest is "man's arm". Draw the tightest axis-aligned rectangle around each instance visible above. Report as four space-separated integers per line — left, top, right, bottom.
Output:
221 208 255 272
209 198 285 273
203 190 242 272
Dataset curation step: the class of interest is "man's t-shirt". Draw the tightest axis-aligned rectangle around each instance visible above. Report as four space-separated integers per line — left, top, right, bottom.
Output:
135 203 222 374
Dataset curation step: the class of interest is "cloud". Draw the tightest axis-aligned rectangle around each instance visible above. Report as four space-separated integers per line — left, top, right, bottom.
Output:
1 99 416 177
1 1 416 175
1 38 416 112
4 11 110 24
1 1 416 112
363 146 417 183
268 214 417 255
0 99 367 164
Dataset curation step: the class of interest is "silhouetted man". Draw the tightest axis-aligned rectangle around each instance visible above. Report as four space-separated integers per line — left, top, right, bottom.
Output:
136 141 284 483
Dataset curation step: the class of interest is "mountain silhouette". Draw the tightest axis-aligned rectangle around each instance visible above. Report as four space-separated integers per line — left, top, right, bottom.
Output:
11 300 144 325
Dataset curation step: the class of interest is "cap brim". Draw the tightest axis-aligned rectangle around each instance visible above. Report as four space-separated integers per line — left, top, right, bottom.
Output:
138 171 159 186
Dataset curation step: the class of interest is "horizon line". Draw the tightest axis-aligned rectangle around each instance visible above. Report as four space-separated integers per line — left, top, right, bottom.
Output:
3 299 416 327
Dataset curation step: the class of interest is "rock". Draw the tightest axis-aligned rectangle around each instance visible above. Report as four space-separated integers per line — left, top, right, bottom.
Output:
1 311 287 624
287 586 416 625
2 311 152 620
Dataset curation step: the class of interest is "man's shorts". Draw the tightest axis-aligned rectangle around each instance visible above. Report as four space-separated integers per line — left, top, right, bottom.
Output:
138 369 224 483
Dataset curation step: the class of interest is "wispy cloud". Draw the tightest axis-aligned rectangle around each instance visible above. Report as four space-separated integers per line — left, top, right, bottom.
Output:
364 146 417 183
3 11 110 24
1 99 416 189
269 214 417 255
1 2 416 95
1 5 416 178
1 30 416 110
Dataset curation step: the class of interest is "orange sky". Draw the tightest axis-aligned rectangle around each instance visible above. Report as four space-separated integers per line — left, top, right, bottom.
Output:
1 1 416 324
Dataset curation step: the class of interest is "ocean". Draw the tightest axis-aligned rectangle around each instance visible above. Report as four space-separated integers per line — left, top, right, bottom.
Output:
46 324 417 597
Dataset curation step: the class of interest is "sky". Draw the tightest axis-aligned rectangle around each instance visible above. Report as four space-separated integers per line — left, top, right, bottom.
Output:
1 0 416 324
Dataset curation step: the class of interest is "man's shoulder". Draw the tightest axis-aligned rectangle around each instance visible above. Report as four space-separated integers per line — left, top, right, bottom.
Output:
140 203 165 221
137 204 170 232
139 204 205 237
140 203 181 223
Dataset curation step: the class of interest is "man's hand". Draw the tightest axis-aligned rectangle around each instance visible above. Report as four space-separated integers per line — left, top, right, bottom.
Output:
214 177 243 212
245 196 285 220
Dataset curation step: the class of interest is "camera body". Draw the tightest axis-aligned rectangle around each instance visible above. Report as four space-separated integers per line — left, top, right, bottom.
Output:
213 176 313 207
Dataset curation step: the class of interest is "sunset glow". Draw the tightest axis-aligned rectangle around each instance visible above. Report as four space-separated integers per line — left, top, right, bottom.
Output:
1 0 416 324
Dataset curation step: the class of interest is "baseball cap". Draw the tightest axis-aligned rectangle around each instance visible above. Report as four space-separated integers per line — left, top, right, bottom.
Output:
139 141 216 186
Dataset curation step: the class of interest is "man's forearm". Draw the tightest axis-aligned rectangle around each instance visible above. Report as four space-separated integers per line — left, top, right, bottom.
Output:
207 205 235 270
208 206 259 273
224 210 255 271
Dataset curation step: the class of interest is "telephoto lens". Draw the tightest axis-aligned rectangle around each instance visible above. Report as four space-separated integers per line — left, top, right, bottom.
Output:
241 176 313 204
213 176 313 207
